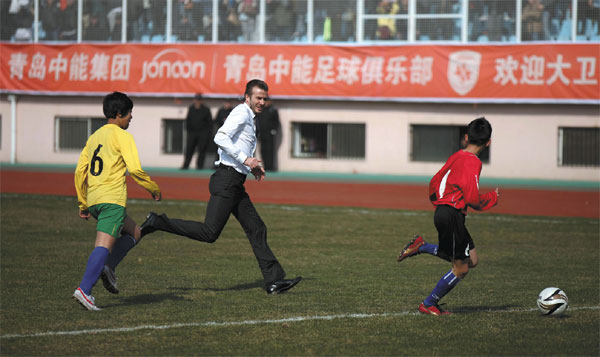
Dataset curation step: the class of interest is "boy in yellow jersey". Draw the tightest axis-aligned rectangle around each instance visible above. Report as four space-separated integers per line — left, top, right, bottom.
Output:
73 91 161 311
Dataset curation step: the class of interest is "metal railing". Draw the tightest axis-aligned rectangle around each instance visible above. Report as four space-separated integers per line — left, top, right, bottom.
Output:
2 0 598 44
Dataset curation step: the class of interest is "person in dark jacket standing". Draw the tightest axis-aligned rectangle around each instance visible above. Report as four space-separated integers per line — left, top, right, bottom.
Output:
256 98 280 171
182 93 213 170
210 100 234 166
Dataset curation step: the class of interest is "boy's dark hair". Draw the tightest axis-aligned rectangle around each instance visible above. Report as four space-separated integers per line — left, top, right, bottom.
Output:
245 79 268 98
467 117 492 146
103 92 133 119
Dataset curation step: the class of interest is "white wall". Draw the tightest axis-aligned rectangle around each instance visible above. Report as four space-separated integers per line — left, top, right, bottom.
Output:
0 97 10 162
274 100 600 181
0 95 598 182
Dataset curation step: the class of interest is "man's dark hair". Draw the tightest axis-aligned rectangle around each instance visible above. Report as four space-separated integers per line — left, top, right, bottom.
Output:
103 91 133 119
467 117 492 146
245 79 268 98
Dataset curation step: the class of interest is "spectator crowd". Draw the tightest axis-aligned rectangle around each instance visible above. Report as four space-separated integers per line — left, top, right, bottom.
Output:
1 0 598 43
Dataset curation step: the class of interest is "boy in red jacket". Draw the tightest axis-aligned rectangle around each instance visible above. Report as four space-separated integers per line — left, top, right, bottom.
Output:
398 117 499 315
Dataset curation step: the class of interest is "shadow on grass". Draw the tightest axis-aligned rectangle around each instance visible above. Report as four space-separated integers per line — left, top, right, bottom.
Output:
201 280 265 292
162 276 312 294
102 292 187 308
158 281 264 292
173 276 312 293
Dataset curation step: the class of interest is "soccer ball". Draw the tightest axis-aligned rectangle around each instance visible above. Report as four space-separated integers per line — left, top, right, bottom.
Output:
537 287 568 316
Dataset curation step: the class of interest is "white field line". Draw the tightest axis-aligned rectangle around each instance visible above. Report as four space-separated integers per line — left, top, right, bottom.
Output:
2 306 599 340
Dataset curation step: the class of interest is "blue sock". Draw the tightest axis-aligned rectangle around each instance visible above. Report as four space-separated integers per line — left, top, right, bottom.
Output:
79 246 110 295
418 242 438 255
423 269 461 307
105 234 137 270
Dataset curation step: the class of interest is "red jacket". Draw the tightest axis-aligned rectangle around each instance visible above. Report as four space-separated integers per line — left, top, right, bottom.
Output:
429 150 498 214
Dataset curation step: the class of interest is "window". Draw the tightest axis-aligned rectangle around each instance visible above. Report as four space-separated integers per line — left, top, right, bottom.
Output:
363 0 409 41
266 0 308 42
55 117 105 151
411 124 490 163
163 119 185 154
9 0 600 44
292 122 365 159
415 0 462 42
558 127 600 167
313 0 356 42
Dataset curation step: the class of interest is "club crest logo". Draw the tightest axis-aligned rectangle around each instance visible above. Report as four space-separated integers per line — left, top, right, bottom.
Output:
447 50 482 96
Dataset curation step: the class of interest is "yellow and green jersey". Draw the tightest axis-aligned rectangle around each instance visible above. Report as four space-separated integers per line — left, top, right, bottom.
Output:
74 123 160 211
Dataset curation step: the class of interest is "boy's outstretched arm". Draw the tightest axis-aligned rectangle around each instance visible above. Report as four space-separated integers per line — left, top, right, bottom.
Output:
74 146 90 212
120 133 161 200
462 161 499 211
474 189 499 211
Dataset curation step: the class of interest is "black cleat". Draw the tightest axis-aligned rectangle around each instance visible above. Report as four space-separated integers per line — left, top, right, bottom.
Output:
140 212 159 237
266 277 302 294
100 265 119 294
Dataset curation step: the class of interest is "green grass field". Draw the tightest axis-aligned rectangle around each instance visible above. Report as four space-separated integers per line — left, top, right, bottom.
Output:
1 193 599 356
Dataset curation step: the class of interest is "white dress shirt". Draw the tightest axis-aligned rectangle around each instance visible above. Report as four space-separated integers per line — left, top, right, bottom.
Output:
214 103 257 175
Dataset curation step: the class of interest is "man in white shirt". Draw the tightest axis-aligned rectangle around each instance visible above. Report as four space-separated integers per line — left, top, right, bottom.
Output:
141 79 301 294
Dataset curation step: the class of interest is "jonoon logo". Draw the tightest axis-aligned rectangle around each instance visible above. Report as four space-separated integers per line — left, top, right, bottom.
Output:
139 49 205 84
447 50 481 96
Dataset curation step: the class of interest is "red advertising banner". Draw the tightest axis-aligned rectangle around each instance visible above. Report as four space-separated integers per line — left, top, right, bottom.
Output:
1 43 598 103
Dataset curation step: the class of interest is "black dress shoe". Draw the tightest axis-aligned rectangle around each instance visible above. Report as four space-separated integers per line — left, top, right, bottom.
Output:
140 212 159 237
266 276 302 294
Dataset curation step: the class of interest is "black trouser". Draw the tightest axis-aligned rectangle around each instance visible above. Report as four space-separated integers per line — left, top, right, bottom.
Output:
152 165 286 285
183 130 211 169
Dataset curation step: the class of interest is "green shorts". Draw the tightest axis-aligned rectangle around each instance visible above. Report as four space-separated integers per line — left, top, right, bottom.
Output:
89 203 126 238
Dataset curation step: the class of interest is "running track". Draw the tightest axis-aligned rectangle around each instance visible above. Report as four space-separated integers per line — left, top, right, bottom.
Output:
1 169 598 219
